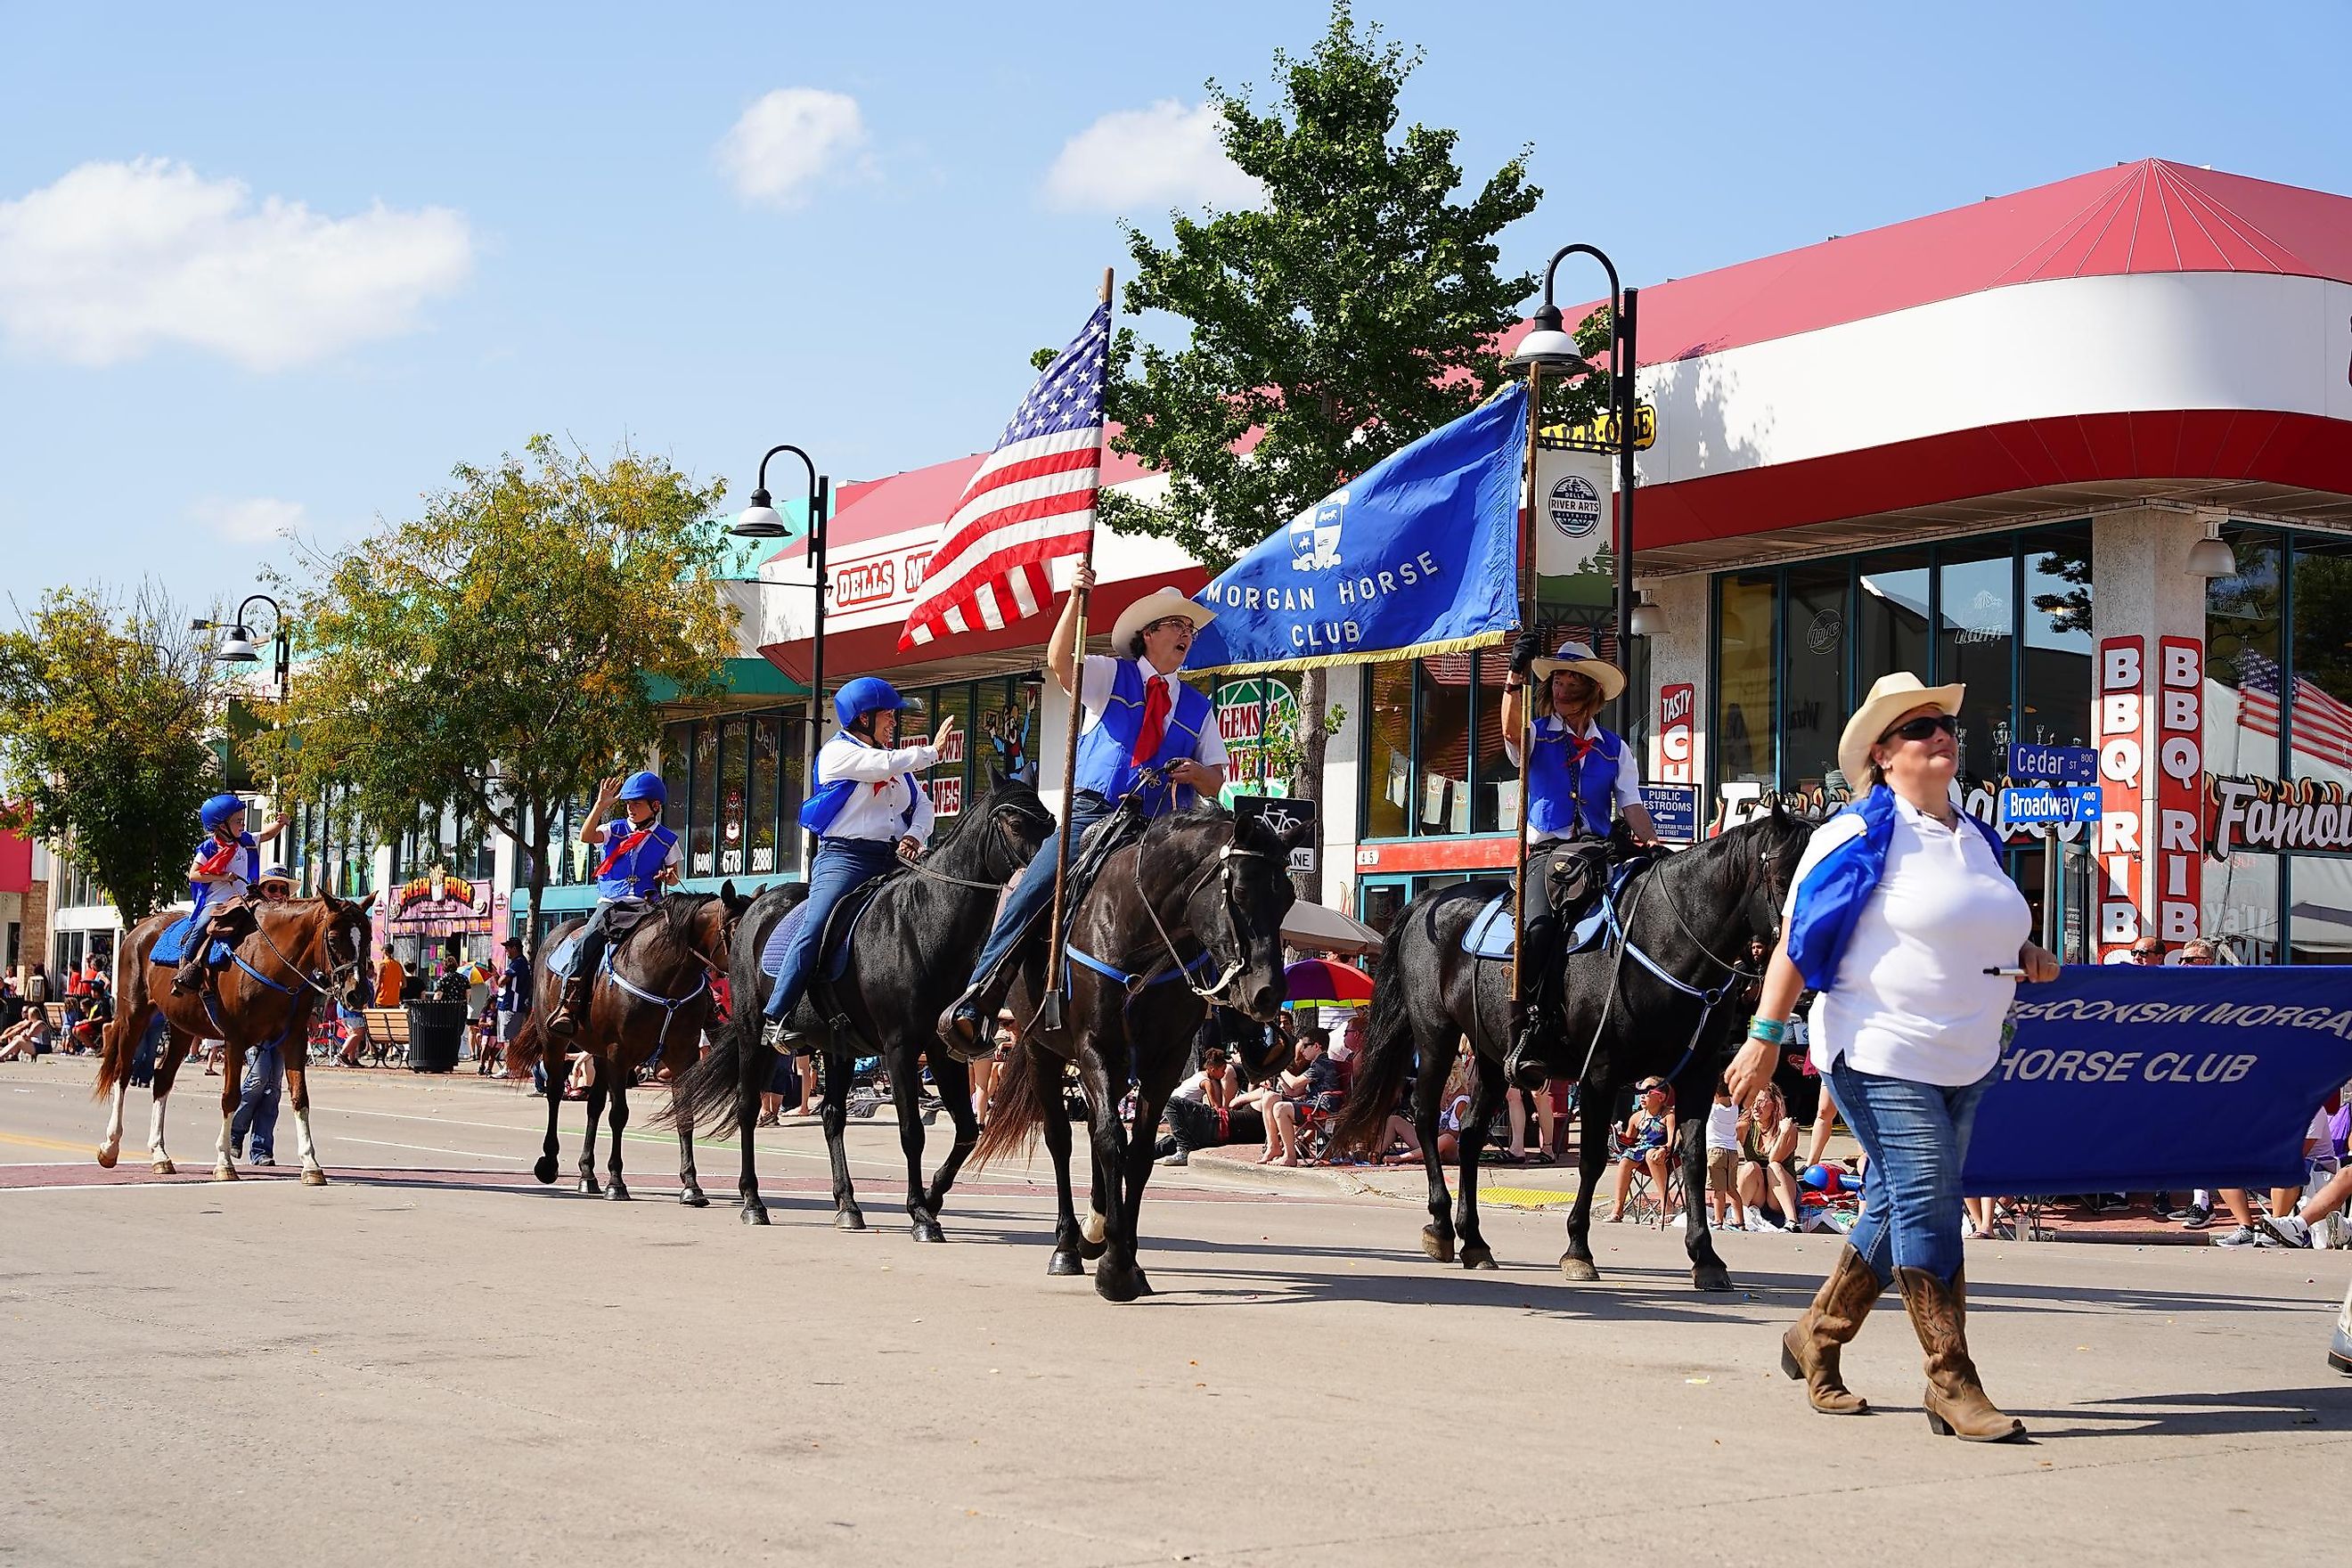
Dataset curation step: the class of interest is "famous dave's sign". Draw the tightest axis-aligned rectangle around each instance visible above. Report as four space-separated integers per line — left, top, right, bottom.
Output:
2207 774 2352 857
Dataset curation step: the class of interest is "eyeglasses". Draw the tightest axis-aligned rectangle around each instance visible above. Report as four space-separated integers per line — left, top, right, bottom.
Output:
1143 617 1194 635
1880 713 1959 745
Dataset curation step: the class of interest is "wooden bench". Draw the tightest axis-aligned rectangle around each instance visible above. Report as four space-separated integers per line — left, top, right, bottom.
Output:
43 1002 69 1031
359 1008 412 1050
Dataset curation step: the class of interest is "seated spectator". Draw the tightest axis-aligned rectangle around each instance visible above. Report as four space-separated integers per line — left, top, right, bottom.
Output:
1501 1083 1554 1164
1735 1082 1802 1231
1256 1028 1337 1167
0 1006 56 1062
72 982 112 1055
1704 1074 1746 1230
2222 1096 2344 1248
1156 1046 1240 1166
1607 1077 1677 1222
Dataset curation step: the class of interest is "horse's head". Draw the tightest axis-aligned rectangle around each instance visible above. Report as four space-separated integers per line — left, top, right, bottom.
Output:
931 770 1056 886
1150 809 1300 1023
679 886 744 970
306 892 374 1012
1737 802 1814 950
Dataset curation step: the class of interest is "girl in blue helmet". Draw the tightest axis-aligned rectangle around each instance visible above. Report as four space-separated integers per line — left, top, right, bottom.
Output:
173 793 291 994
549 768 682 1036
760 677 956 1049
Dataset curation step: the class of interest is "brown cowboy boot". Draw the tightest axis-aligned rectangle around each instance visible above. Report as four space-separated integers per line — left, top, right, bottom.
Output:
547 975 592 1039
1780 1245 1882 1414
1897 1265 2026 1441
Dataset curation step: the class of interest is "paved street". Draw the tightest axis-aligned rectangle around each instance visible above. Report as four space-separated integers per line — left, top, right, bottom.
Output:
5 1056 2349 1566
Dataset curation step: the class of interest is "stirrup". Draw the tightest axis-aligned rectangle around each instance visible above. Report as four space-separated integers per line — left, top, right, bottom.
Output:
937 991 993 1063
760 1016 803 1053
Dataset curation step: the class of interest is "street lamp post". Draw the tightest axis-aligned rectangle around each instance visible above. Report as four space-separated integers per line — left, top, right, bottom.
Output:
193 592 291 704
731 445 833 862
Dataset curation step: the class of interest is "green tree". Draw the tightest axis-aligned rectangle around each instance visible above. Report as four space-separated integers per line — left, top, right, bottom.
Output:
1098 2 1607 891
252 437 738 961
0 584 228 925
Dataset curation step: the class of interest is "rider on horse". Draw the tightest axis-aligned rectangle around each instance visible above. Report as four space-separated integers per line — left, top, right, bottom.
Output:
759 676 955 1051
936 568 1227 1060
549 770 681 1038
1500 634 1659 1090
172 793 291 995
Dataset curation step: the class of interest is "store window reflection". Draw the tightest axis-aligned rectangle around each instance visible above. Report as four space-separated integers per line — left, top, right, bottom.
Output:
1782 562 1846 794
2020 525 2095 754
1715 572 1776 791
1364 663 1411 841
1938 538 2014 798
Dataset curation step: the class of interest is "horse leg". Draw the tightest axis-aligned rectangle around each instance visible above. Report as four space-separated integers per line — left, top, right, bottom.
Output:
1083 1061 1144 1301
1560 1073 1614 1282
1453 1052 1506 1270
603 1077 632 1200
285 1043 327 1187
1413 1036 1456 1263
892 1044 942 1242
533 1046 566 1187
577 1076 605 1195
821 1049 864 1230
1675 1069 1733 1293
149 1028 192 1174
736 1029 768 1225
213 1041 248 1181
1101 1084 1165 1302
97 1000 152 1167
1041 1071 1085 1277
672 1037 707 1207
920 1056 979 1224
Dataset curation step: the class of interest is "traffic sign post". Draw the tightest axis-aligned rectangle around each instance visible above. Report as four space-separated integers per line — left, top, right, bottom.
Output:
2008 743 2097 784
1997 784 2102 830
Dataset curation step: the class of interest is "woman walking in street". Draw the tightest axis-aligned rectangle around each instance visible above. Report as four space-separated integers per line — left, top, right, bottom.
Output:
1727 674 2060 1441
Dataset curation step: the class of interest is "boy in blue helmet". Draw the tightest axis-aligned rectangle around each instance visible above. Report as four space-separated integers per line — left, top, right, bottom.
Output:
549 770 681 1037
936 567 1226 1059
760 676 955 1049
173 793 291 994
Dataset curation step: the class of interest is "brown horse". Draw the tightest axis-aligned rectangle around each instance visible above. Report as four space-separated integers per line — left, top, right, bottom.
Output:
507 886 747 1203
97 895 374 1183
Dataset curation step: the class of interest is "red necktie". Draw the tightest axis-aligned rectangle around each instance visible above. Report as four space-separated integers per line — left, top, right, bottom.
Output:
1132 674 1172 764
1567 732 1602 766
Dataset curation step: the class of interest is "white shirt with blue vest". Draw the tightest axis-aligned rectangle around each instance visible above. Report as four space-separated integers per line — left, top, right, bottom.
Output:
1072 653 1228 813
806 731 940 845
1503 715 1640 846
188 831 260 919
592 820 683 902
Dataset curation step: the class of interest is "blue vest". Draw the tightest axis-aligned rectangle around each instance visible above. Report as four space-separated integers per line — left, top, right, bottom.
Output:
1785 786 2007 992
594 820 678 901
799 731 920 837
1525 720 1623 839
1074 661 1213 817
187 832 257 919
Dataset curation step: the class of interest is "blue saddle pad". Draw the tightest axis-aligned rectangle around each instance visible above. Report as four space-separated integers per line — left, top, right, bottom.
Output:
760 878 887 984
152 917 232 968
1458 889 1613 960
547 931 582 979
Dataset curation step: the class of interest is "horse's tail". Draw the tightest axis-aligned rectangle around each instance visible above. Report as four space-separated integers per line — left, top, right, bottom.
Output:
94 928 151 1100
504 1007 547 1075
970 1040 1050 1171
1331 930 1417 1155
658 1011 746 1136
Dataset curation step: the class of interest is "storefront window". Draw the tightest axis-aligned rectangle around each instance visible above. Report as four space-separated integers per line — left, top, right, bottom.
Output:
2288 532 2352 781
927 685 974 820
2205 528 2283 780
2288 855 2352 965
659 725 691 845
1781 562 1846 795
2204 851 2282 965
1364 662 1411 840
1470 651 1513 834
747 719 780 877
2020 525 2095 751
1855 548 1931 698
689 723 720 878
1715 573 1776 790
1938 538 2015 797
1417 656 1474 835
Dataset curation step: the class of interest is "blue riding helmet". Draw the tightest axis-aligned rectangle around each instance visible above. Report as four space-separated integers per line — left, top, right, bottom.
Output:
200 793 244 832
834 676 910 730
617 771 667 805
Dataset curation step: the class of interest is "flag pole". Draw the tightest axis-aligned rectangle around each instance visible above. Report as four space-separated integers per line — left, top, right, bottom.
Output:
1509 364 1543 1020
1041 266 1115 1030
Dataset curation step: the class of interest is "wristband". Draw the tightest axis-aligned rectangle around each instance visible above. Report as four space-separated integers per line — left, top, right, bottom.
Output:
1745 1017 1788 1045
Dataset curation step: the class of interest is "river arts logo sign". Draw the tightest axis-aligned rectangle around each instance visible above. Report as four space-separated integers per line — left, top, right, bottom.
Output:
1289 492 1346 572
1548 474 1602 538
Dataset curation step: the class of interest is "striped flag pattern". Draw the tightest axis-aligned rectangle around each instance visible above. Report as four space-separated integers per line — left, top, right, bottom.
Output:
899 302 1110 649
2236 649 2352 771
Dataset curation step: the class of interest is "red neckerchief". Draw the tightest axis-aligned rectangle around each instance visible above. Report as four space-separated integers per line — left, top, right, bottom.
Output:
596 826 656 878
196 832 242 877
1131 673 1172 764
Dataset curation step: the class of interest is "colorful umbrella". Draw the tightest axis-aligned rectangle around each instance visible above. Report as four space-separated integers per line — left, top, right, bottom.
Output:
1282 959 1375 1009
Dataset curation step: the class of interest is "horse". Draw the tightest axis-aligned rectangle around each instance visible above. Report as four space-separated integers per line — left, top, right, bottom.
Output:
973 804 1300 1303
506 886 747 1203
1331 806 1811 1292
96 894 375 1185
662 775 1054 1235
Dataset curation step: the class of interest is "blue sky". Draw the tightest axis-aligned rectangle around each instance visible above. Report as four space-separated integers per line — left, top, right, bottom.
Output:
4 0 2347 617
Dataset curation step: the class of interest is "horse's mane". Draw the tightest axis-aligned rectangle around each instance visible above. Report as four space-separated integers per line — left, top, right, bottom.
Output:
925 775 1051 859
657 891 719 935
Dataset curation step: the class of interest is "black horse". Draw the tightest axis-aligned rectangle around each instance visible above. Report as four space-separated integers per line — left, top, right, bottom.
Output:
663 776 1053 1235
1333 807 1810 1292
974 805 1299 1303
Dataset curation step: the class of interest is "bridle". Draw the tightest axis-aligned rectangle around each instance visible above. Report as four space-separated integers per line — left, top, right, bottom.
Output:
1131 820 1281 1008
249 902 370 1005
907 796 1053 893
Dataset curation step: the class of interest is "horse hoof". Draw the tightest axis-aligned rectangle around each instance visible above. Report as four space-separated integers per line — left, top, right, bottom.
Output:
1048 1250 1085 1277
1693 1262 1734 1294
576 1176 602 1196
1096 1267 1142 1303
835 1209 867 1232
1460 1243 1498 1272
911 1215 945 1244
151 1159 176 1176
301 1168 329 1188
1558 1253 1601 1283
606 1180 632 1201
1420 1225 1456 1264
679 1188 709 1208
96 1146 118 1170
213 1164 237 1182
1131 1269 1155 1297
532 1156 559 1185
1077 1234 1108 1262
741 1204 771 1226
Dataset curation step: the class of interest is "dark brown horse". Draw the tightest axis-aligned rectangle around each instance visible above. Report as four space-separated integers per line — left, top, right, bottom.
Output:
508 886 747 1203
974 806 1299 1302
97 895 374 1183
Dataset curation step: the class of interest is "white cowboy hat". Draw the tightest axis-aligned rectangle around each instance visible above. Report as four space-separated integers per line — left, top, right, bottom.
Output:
1838 672 1966 788
1110 584 1216 658
1530 639 1626 702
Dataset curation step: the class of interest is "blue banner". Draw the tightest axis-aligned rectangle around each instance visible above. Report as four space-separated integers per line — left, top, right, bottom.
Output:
1185 382 1527 674
1963 967 2352 1196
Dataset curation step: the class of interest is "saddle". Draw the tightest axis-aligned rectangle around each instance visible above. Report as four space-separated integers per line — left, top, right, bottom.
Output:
1458 851 1656 961
152 915 232 968
760 871 902 1045
546 900 661 980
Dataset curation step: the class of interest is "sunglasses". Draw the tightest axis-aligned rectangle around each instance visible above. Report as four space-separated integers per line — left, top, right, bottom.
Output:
1880 713 1959 745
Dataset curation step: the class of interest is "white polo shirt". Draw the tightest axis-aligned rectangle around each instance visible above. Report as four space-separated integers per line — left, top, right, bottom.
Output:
1784 792 2031 1087
815 732 939 845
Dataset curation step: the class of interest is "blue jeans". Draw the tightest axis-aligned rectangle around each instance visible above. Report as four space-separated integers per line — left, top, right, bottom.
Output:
1824 1058 1989 1285
964 791 1113 992
232 1041 283 1161
765 837 902 1021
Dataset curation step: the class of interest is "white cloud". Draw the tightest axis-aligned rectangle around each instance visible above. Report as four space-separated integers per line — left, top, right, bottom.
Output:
1042 100 1262 214
717 88 868 208
192 497 306 545
0 159 472 371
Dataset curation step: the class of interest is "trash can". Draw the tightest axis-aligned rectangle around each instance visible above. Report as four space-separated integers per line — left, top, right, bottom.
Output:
404 1000 466 1074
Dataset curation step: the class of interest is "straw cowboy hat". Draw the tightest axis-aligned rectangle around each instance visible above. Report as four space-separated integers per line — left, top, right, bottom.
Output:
1838 672 1966 788
1110 585 1216 656
1530 639 1626 702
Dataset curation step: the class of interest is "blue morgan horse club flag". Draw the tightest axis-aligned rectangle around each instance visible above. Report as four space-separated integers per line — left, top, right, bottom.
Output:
1964 967 2352 1197
1184 381 1528 675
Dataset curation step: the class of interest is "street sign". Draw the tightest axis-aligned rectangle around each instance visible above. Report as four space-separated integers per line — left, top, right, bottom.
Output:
1640 782 1698 845
1998 784 2103 829
2008 743 2097 784
1237 794 1319 874
1539 403 1656 453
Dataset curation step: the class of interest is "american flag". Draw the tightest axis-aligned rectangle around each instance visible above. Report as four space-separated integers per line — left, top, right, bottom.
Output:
899 301 1110 649
2236 649 2352 771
